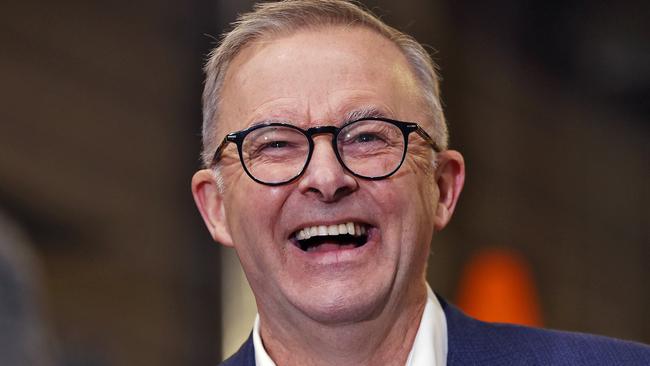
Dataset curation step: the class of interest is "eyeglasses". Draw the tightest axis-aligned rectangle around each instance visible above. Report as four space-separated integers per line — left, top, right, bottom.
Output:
211 117 441 186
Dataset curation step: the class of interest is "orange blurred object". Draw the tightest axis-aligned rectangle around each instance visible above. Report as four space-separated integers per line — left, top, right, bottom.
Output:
456 248 543 327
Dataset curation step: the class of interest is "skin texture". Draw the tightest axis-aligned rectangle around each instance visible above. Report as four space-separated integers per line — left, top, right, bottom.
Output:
192 26 465 366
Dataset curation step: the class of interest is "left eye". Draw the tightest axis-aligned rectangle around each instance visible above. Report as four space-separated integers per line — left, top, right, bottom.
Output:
267 141 288 148
354 133 380 143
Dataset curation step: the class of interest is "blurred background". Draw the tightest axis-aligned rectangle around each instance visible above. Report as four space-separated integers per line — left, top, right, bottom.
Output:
0 0 648 364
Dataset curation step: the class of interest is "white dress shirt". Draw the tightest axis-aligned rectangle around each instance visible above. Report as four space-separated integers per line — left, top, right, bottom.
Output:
252 285 447 366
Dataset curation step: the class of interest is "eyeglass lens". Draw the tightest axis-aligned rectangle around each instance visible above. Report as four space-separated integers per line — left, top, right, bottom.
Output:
242 126 310 184
337 119 405 178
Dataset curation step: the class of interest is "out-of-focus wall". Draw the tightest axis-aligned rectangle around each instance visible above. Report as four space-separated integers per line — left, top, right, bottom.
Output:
0 1 222 365
428 0 648 343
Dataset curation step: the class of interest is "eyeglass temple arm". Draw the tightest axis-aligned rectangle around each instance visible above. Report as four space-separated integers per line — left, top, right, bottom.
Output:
415 126 442 152
211 134 235 166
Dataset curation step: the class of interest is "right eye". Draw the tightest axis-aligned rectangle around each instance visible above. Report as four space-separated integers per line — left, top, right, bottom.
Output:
249 140 296 157
243 126 309 161
264 140 289 149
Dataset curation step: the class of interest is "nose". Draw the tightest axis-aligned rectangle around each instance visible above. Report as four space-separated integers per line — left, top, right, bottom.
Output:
297 135 358 202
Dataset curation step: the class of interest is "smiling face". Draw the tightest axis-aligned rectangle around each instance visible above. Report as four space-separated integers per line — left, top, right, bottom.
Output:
192 26 464 326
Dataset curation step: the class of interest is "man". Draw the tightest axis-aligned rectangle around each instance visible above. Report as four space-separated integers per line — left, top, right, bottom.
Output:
191 1 650 365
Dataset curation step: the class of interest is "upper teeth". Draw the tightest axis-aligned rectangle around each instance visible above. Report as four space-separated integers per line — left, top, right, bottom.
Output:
296 222 367 240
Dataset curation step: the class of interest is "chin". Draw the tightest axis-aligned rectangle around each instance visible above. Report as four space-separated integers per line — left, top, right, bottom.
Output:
287 280 393 325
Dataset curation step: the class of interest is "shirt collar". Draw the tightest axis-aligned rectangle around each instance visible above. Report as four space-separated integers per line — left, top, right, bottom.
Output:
405 284 448 366
252 313 275 366
252 284 447 366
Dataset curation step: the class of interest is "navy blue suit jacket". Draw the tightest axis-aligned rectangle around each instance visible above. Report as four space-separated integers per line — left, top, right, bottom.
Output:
220 296 650 365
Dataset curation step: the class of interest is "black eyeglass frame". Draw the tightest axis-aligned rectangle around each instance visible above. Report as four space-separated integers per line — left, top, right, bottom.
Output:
210 117 441 186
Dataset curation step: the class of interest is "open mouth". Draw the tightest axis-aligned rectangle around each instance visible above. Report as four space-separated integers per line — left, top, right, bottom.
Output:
292 222 370 252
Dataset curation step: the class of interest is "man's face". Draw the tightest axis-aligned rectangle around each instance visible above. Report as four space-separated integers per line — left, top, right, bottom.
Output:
195 26 459 324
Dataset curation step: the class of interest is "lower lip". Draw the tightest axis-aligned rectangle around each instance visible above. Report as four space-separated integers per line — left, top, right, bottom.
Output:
289 228 380 265
307 243 356 252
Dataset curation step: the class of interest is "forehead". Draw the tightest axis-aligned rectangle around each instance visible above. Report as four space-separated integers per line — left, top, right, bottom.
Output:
218 26 423 131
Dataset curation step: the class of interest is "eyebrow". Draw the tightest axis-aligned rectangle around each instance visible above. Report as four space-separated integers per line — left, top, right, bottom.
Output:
247 117 294 129
343 106 389 123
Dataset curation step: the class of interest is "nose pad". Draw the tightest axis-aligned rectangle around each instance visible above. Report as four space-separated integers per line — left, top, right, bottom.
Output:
297 136 358 201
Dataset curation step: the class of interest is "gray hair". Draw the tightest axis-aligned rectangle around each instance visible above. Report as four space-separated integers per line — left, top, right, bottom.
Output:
201 0 448 168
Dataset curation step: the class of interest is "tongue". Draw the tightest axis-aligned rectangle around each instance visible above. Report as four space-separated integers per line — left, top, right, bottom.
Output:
307 243 356 253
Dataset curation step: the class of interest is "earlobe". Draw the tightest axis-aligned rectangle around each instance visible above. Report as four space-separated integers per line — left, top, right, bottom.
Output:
191 169 234 247
433 150 465 231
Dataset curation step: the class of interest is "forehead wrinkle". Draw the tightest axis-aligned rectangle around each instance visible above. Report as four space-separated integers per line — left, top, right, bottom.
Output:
248 105 302 125
220 26 422 136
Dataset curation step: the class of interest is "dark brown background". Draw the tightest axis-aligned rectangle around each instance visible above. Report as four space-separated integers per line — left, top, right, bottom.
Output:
1 0 647 365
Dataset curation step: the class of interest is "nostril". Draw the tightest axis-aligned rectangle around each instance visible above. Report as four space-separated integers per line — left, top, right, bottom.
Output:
333 186 353 201
304 185 355 202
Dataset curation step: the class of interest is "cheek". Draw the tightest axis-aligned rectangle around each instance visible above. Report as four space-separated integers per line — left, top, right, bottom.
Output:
373 178 435 272
224 184 289 281
404 155 438 212
392 166 438 239
225 182 289 242
407 142 436 172
369 158 436 216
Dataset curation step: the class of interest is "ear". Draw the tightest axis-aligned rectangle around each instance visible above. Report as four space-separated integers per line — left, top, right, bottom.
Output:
433 150 465 231
191 169 234 247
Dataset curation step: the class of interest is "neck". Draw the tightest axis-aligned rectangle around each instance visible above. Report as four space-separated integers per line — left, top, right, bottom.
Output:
258 286 428 366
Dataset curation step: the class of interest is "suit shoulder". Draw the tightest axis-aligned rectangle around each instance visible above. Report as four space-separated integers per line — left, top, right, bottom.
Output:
458 320 649 365
440 297 650 365
218 334 255 366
